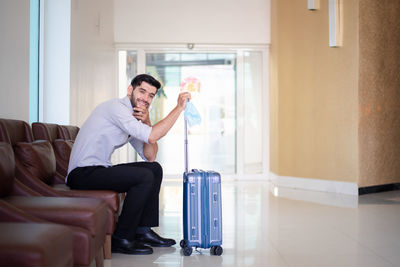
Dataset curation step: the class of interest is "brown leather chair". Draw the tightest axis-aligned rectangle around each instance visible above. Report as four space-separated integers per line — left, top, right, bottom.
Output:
58 124 79 141
0 118 65 183
0 198 105 267
0 142 107 267
0 222 74 267
32 122 72 178
0 118 33 143
0 118 118 259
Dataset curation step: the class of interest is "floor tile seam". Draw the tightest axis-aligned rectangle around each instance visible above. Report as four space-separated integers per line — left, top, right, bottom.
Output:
268 237 292 267
334 226 397 267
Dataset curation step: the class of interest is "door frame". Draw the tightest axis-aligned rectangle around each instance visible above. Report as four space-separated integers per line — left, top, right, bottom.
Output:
114 43 270 180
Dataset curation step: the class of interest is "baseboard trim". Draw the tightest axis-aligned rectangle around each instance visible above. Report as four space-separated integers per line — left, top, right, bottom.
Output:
358 183 400 195
269 172 358 196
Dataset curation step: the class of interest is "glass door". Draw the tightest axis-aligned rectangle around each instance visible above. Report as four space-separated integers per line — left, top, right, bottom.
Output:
116 46 268 177
145 53 237 174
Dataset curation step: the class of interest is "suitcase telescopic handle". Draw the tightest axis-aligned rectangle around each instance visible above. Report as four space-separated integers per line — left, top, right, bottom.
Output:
184 118 188 174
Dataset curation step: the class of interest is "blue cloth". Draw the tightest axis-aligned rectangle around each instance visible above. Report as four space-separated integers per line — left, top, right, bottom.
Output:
184 102 201 127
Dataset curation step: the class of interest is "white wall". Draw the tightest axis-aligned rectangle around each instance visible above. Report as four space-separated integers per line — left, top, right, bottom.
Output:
114 0 270 44
70 0 116 126
70 0 270 125
0 0 30 121
0 0 270 125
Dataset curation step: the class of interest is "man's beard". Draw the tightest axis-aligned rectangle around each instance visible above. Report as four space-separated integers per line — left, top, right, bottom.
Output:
129 94 136 108
130 94 149 109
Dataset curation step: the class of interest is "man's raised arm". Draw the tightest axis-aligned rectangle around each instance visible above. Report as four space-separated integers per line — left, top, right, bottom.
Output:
148 92 191 144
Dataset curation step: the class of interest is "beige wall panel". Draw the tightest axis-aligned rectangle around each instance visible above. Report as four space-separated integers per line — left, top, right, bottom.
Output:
270 0 359 183
0 0 30 122
358 0 400 187
269 0 279 173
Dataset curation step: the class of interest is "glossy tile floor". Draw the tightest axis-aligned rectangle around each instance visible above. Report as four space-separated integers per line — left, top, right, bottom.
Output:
104 180 400 267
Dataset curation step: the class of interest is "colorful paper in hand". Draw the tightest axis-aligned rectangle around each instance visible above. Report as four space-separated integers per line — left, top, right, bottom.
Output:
180 77 201 94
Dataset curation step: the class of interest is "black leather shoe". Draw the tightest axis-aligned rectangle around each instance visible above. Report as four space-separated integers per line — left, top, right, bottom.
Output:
136 230 176 247
112 235 153 255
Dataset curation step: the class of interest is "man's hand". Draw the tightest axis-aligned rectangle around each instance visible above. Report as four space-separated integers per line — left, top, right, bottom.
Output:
133 106 151 126
147 92 191 144
177 92 191 111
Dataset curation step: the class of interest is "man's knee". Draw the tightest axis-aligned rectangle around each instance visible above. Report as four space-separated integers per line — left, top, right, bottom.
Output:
150 161 162 176
138 169 155 188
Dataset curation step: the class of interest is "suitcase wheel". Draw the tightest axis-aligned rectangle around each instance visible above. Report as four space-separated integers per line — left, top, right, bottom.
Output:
180 239 193 256
210 245 223 256
183 246 193 256
180 239 187 248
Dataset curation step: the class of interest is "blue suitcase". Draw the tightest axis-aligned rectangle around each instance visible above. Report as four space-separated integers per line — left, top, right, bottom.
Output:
180 120 223 256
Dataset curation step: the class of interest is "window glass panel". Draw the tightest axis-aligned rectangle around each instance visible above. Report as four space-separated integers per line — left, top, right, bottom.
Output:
146 53 237 175
180 53 207 61
164 54 180 61
244 51 263 173
114 50 137 165
29 0 40 123
118 51 137 97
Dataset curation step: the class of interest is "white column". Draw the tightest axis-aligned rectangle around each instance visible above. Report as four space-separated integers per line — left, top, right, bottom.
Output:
41 0 71 124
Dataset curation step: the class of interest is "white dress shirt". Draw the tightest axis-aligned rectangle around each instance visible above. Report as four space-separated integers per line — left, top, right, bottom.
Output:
67 96 152 177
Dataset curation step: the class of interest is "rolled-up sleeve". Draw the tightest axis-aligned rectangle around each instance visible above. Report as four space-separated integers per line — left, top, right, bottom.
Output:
119 116 152 144
129 138 147 161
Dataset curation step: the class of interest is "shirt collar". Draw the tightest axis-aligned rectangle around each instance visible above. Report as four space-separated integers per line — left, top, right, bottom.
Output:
122 96 133 109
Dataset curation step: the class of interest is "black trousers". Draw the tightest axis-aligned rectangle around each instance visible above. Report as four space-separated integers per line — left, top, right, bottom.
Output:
67 161 163 241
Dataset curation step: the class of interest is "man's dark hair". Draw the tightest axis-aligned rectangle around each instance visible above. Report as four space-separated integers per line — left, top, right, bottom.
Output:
130 74 161 92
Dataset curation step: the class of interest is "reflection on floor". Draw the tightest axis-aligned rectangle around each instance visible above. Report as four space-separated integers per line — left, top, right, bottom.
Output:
105 179 400 267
